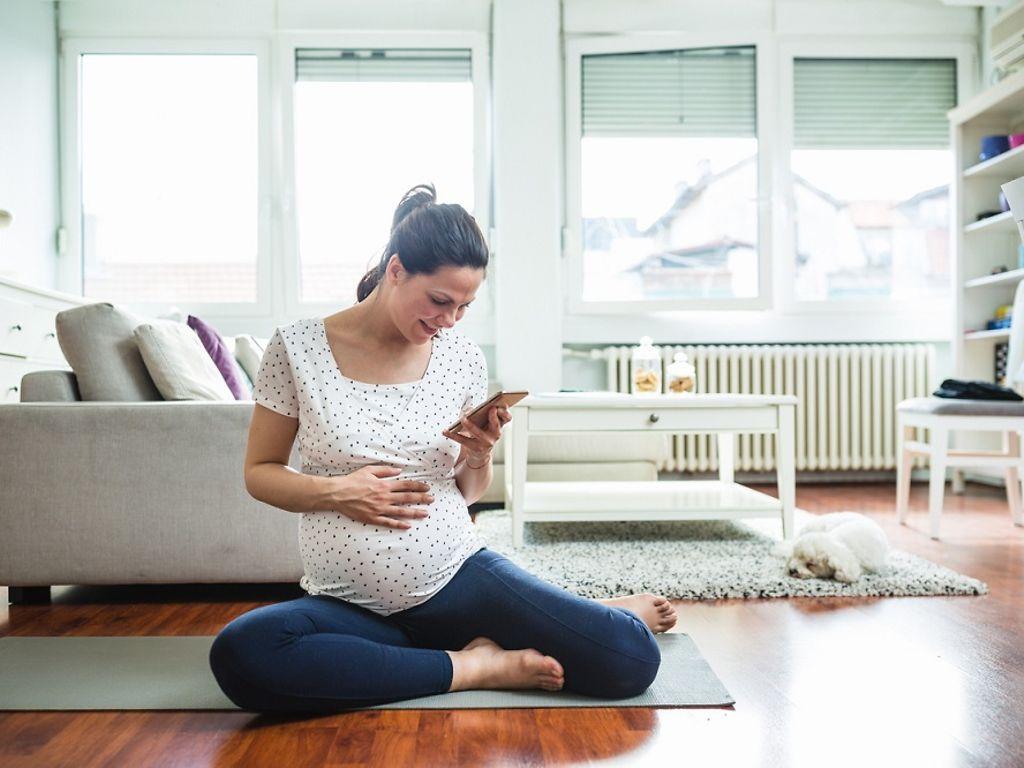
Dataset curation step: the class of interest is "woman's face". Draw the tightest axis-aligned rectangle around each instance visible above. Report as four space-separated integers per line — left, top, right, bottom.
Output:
384 254 484 343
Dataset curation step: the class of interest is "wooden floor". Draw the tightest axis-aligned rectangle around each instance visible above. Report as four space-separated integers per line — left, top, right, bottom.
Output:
1 481 1022 768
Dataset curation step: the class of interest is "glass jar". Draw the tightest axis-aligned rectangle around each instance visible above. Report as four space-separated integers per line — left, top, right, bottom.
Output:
667 351 696 394
631 336 661 394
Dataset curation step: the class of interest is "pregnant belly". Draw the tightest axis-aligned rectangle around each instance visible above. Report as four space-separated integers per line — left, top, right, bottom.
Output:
298 476 475 587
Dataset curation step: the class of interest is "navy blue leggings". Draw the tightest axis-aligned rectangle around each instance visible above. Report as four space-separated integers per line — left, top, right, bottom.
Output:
209 547 661 713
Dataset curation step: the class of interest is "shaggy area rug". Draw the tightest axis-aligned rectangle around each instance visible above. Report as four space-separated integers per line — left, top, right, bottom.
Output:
472 508 988 599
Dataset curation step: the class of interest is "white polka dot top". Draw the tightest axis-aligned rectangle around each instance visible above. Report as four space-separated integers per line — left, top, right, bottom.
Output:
251 316 489 616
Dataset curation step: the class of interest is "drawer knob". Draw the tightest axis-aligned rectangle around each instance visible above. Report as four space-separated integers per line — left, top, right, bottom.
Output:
10 324 22 332
45 331 56 339
648 413 660 423
7 385 18 393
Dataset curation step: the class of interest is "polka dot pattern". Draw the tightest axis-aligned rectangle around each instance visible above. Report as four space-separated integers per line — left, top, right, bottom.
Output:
252 317 490 616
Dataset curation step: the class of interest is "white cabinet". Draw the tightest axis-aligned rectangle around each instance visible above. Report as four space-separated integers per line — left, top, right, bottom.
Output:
0 277 86 401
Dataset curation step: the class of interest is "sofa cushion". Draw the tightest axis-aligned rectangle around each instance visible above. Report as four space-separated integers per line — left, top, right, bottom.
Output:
186 315 251 400
898 396 1024 417
133 321 234 401
19 370 81 403
491 432 670 464
221 339 255 395
234 334 268 384
478 461 659 504
55 302 162 401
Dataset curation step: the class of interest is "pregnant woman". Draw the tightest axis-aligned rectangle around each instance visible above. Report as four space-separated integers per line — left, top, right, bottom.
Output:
209 183 677 713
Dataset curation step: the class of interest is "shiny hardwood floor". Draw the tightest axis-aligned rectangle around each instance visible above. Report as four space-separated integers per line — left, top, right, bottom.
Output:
1 481 1022 768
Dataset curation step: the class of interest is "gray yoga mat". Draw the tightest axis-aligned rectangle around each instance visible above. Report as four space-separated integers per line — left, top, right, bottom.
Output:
0 633 733 710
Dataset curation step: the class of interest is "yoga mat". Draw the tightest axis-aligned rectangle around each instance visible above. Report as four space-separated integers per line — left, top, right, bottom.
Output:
0 633 733 710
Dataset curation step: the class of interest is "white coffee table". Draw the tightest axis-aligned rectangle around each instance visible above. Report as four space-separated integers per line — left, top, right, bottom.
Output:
502 392 797 547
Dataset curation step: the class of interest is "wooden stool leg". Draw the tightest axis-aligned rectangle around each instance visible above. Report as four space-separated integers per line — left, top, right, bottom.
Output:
896 418 913 525
1006 431 1023 527
928 427 949 540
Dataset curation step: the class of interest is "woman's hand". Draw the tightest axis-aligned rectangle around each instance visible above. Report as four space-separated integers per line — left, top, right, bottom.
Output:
328 465 434 530
442 405 512 465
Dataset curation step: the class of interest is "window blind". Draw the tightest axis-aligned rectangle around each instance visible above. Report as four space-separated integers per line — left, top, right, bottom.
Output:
581 46 756 138
295 48 472 82
794 58 956 149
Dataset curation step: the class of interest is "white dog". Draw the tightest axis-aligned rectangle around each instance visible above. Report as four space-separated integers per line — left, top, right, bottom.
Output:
771 512 891 583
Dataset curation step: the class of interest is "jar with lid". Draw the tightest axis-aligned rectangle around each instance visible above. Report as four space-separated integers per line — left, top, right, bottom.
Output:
631 336 662 394
667 351 696 394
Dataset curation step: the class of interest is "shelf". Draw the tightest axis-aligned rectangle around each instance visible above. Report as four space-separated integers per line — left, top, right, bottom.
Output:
949 68 1024 127
965 268 1024 289
963 143 1024 180
964 329 1011 342
964 211 1017 235
519 480 781 518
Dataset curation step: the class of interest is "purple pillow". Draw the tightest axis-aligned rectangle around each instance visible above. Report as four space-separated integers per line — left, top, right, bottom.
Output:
186 314 250 400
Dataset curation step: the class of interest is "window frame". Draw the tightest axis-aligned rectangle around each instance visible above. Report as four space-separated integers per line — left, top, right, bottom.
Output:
58 37 272 317
775 37 976 314
274 31 494 332
564 32 776 315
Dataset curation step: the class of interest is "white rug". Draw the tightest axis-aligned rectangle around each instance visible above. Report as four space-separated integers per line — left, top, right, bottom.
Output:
473 508 989 599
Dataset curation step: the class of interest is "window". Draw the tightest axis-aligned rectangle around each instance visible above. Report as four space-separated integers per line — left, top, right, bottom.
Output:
578 46 759 304
790 58 956 301
292 48 477 304
80 54 258 303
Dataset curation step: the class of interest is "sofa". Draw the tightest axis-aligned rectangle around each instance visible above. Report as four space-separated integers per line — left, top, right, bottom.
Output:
0 302 669 604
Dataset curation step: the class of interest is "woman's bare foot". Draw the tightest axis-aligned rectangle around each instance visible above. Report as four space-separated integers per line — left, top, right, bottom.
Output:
446 636 564 693
597 593 678 634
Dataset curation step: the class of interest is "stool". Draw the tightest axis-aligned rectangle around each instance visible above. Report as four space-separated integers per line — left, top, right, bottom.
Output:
896 398 1024 539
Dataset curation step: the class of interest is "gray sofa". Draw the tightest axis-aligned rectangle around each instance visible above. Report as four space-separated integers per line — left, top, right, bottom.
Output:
0 303 668 604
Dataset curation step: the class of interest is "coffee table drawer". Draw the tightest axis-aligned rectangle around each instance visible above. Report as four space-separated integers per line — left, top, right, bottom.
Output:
525 406 779 433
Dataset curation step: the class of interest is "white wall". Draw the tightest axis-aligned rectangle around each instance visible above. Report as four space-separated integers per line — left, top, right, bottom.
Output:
0 0 60 290
492 0 562 392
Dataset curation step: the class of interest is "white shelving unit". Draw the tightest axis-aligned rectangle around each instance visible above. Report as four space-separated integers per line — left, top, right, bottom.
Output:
950 69 1024 384
949 69 1024 480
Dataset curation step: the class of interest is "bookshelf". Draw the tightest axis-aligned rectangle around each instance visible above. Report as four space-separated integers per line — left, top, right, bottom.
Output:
950 68 1024 386
948 68 1024 481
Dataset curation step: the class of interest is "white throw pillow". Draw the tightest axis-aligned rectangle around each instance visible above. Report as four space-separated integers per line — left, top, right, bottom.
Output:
221 334 255 394
234 334 269 383
221 334 238 361
133 321 234 401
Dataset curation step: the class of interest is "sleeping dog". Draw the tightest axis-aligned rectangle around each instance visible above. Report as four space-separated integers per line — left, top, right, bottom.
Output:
771 512 891 583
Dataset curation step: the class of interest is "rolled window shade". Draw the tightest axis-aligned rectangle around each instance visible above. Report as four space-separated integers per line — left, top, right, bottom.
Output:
794 58 956 149
295 48 472 82
582 46 756 138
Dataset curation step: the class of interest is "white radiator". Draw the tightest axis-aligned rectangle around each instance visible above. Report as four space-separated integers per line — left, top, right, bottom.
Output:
593 344 935 473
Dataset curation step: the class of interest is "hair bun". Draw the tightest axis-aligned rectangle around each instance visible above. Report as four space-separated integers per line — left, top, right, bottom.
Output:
391 182 437 233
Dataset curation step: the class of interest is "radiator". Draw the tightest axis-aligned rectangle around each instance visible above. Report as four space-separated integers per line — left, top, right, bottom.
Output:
594 344 935 473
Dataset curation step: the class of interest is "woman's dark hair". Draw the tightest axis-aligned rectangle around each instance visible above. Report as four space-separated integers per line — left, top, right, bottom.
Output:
356 183 489 303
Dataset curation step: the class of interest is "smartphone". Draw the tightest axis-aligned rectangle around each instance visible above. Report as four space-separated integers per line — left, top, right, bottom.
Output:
445 390 529 434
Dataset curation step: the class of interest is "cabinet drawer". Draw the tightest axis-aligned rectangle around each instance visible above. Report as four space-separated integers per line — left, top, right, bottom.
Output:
25 304 65 364
0 296 35 357
0 358 44 402
526 405 779 433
